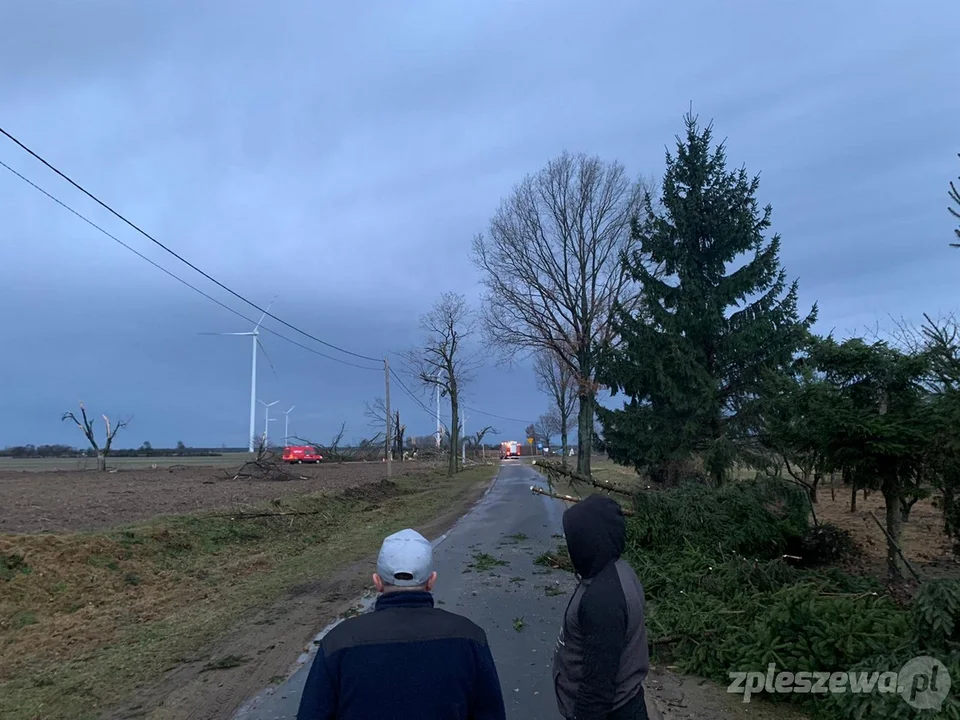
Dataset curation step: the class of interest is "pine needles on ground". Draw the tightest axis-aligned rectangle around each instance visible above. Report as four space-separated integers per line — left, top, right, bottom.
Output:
563 478 960 719
626 476 809 557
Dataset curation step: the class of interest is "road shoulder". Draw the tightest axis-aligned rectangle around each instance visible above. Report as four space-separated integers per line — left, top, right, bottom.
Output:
102 466 496 720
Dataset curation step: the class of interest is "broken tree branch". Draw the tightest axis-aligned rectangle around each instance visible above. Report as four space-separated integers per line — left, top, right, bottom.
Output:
530 485 635 516
532 459 632 496
867 511 923 582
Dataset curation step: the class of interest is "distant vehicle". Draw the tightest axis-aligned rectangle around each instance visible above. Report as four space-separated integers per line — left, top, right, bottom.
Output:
282 445 323 464
500 441 521 459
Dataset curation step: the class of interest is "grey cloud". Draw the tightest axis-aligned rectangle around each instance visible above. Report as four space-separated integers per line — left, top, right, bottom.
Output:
2 0 958 446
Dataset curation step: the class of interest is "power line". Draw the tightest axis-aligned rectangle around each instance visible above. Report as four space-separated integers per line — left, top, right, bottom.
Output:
0 125 381 364
461 405 536 425
388 366 535 427
2 129 540 425
389 368 438 421
0 158 381 372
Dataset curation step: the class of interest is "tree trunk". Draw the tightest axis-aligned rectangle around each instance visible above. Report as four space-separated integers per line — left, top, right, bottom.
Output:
844 468 856 512
560 425 569 469
811 471 821 504
576 392 594 476
883 485 906 582
900 497 917 523
448 396 459 477
96 451 106 472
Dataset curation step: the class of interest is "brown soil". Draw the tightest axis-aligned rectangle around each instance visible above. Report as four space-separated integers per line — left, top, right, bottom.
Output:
105 471 496 720
0 461 437 534
815 483 960 582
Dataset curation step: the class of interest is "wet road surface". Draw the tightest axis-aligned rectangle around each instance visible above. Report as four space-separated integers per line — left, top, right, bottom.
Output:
235 459 576 719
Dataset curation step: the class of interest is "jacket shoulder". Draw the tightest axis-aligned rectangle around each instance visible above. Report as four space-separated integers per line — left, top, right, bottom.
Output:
322 606 488 656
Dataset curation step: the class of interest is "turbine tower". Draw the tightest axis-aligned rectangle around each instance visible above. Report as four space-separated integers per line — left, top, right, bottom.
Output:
283 405 295 445
260 399 279 446
201 296 278 452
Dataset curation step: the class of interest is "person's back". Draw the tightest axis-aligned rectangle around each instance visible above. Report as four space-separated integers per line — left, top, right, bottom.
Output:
553 494 650 720
297 529 506 720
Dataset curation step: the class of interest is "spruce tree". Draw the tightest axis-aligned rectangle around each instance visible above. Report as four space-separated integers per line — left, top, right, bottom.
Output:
597 113 816 485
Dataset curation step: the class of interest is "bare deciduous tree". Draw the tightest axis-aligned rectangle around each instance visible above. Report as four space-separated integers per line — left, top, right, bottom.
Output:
472 151 651 475
470 425 497 461
365 397 406 460
300 422 346 463
535 411 561 450
401 292 482 477
61 402 128 471
533 349 579 465
473 425 497 447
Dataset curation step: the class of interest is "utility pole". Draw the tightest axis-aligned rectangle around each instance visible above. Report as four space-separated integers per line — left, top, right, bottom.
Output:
461 412 467 466
385 357 392 478
435 372 441 449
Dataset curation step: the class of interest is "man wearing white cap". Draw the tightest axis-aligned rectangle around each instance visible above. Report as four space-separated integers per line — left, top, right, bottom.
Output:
297 528 506 720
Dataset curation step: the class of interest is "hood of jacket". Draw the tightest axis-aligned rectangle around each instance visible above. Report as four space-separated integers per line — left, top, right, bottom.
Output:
561 494 626 579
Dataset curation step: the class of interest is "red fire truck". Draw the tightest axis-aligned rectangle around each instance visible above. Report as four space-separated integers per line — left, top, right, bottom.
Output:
499 441 521 459
282 445 324 464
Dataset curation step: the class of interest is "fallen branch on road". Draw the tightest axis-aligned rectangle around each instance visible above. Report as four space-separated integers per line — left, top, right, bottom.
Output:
530 485 635 516
531 459 632 497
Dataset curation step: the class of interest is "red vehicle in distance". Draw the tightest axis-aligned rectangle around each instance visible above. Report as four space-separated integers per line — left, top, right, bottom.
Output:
500 441 521 459
282 445 323 464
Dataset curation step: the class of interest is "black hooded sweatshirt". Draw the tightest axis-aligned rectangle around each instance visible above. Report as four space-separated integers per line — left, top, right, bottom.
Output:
552 494 649 719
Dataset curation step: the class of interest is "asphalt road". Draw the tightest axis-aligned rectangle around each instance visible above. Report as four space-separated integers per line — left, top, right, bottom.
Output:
235 459 577 719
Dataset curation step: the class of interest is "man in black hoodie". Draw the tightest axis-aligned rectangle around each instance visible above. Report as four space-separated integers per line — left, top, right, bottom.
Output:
553 494 650 720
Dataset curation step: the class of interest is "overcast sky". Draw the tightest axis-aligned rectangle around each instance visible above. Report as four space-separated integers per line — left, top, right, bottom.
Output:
1 0 957 449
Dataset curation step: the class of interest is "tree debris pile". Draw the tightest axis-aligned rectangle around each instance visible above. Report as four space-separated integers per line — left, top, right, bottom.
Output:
787 523 855 568
225 445 307 482
544 478 960 719
630 484 960 719
627 476 810 557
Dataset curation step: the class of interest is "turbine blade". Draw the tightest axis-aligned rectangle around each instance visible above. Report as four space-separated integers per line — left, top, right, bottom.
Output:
257 338 278 378
199 332 253 336
254 293 280 331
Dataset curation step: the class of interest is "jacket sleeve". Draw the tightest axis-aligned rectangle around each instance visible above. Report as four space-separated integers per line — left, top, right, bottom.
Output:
572 576 628 719
470 640 507 720
296 645 337 720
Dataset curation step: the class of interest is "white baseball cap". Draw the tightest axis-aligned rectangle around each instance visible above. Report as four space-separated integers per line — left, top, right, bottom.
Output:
376 528 433 587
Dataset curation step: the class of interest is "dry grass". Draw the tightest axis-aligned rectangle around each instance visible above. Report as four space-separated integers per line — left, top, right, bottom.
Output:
0 465 495 719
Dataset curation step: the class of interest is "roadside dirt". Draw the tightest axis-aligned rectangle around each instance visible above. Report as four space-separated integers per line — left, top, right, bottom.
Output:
646 667 809 719
0 461 437 534
105 470 496 720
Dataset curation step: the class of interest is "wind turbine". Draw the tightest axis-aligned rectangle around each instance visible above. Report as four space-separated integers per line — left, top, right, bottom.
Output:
283 405 295 445
259 399 279 446
201 296 278 452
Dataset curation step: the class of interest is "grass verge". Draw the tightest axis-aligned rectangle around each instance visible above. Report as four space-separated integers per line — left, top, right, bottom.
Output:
0 465 494 719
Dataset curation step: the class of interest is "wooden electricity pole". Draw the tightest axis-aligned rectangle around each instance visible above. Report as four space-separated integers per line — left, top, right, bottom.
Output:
385 357 392 478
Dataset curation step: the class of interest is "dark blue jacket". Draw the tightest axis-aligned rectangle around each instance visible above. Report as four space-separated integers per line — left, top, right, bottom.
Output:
297 591 506 720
